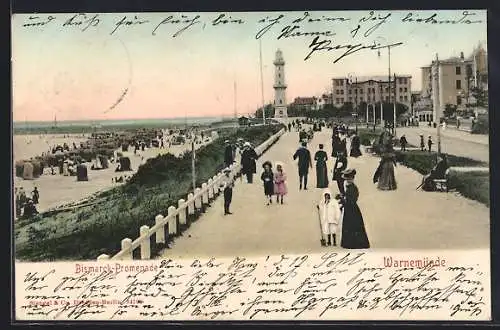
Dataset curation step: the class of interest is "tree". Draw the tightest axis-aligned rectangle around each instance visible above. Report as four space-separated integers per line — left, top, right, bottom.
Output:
374 102 408 122
254 103 274 119
470 86 488 107
443 104 457 118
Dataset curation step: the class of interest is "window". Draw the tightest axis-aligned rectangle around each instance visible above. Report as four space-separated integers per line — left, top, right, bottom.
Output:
399 87 403 93
340 90 344 95
336 98 340 103
279 100 282 104
385 96 389 102
349 89 352 95
340 80 344 86
359 96 364 101
385 87 389 92
340 98 344 103
457 95 462 105
400 96 403 101
372 88 376 93
336 90 340 95
360 89 363 94
404 95 408 102
278 73 281 78
456 80 462 89
456 66 461 75
367 96 371 102
335 80 339 86
349 97 352 102
404 87 408 92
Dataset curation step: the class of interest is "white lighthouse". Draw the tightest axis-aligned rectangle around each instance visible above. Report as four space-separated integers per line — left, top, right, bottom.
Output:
273 49 288 118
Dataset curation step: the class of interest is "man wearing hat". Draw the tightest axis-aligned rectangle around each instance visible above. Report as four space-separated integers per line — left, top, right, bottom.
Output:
224 140 234 167
293 141 313 190
220 167 235 215
241 142 258 183
427 135 433 153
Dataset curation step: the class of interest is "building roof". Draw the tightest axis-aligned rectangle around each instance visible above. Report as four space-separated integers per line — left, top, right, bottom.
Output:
332 75 412 83
293 97 316 105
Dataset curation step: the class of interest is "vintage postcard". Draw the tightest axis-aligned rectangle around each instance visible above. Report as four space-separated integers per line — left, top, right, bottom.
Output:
12 10 490 321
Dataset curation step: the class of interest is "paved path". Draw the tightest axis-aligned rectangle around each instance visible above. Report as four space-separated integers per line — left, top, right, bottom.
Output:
397 126 489 163
160 128 489 259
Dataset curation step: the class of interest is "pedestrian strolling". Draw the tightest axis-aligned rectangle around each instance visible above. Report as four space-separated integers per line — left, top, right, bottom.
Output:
220 168 234 215
317 189 342 246
339 169 370 249
293 141 313 190
241 142 258 183
420 134 425 151
349 133 362 158
261 161 275 205
32 187 39 204
373 146 398 191
224 140 234 167
333 150 348 195
399 135 408 152
314 144 329 188
274 162 287 204
427 136 433 152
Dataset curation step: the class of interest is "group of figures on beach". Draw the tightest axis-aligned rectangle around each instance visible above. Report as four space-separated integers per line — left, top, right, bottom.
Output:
14 186 39 218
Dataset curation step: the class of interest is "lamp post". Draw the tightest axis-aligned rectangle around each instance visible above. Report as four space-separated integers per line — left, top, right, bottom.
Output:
377 37 397 135
348 73 358 134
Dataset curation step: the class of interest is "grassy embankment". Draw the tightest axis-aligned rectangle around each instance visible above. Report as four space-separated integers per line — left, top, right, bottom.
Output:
15 124 284 261
357 128 489 207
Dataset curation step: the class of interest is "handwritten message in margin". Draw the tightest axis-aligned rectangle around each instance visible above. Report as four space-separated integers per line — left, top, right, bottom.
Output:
15 250 490 321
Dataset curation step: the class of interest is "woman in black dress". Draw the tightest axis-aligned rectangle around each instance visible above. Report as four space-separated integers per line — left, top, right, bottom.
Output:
339 169 370 249
261 161 275 205
349 134 362 158
314 144 329 188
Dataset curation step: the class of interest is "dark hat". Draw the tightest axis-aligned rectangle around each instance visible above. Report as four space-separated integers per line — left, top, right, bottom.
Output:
301 141 307 147
341 168 356 179
319 144 324 148
262 161 272 168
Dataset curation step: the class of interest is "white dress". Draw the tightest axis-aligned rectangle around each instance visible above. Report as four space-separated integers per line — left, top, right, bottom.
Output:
319 200 342 235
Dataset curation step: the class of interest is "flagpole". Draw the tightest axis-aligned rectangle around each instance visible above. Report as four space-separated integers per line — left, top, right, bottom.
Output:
259 39 266 124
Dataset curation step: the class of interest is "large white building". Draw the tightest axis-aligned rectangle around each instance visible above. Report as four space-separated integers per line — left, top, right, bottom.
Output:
273 49 288 118
420 42 488 121
331 75 413 109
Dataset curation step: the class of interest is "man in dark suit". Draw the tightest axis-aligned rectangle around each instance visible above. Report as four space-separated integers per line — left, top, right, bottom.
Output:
224 140 234 167
293 142 313 190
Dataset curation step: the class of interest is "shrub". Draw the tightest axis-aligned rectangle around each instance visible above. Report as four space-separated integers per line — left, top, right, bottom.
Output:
447 171 490 207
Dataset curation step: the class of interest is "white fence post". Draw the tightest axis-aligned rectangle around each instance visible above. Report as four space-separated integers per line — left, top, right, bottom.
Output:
121 238 133 260
207 179 214 200
155 214 165 244
187 193 195 216
195 188 202 210
140 225 151 260
97 254 110 261
168 206 177 235
178 199 187 225
212 175 219 195
201 183 209 205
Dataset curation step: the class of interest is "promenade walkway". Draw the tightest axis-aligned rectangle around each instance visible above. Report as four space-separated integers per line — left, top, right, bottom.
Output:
160 128 489 260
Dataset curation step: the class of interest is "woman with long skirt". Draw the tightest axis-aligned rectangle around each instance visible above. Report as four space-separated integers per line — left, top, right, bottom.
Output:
339 169 370 249
314 144 329 188
349 134 362 158
375 149 398 191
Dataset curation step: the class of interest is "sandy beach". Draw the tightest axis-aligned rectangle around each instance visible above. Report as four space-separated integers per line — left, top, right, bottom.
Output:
13 133 214 213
